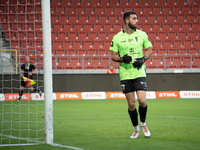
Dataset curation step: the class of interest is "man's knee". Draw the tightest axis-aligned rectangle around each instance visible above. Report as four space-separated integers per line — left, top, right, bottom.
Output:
138 98 146 107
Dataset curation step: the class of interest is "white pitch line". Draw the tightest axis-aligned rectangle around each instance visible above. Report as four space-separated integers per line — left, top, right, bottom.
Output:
54 115 200 120
0 134 85 150
51 143 85 150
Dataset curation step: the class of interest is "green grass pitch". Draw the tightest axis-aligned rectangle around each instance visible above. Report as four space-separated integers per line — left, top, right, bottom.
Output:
1 98 200 150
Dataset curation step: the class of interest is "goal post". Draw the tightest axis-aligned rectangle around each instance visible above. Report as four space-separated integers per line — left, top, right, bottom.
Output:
41 0 53 145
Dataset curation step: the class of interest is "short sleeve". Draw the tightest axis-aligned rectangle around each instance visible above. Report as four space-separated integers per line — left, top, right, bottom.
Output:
21 64 25 70
143 32 152 49
109 35 118 53
31 64 36 70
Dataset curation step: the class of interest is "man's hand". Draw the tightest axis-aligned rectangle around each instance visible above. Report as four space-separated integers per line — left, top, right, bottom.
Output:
119 54 132 64
28 72 32 76
133 56 147 69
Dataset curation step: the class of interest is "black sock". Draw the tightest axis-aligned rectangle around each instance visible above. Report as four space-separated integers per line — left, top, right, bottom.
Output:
128 109 138 127
139 105 147 123
19 90 23 99
34 87 38 92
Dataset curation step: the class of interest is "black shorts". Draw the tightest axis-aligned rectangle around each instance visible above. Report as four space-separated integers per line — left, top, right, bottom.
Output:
120 77 147 94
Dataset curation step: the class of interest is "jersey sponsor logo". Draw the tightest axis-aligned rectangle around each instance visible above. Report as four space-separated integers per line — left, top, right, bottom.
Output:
156 91 180 98
129 48 134 54
110 41 113 47
56 92 82 100
128 39 133 42
121 40 126 43
180 91 200 98
4 93 31 101
135 37 138 42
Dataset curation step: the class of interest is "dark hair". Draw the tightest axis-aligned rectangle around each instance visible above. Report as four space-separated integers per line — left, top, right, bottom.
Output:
123 11 137 24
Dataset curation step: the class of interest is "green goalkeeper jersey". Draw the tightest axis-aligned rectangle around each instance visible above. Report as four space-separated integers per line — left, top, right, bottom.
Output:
110 29 152 81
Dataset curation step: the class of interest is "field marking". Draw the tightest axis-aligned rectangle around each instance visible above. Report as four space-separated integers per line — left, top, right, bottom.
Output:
51 143 85 150
0 134 85 150
54 115 200 120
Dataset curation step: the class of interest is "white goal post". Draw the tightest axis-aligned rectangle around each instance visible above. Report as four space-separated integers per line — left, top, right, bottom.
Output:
41 0 53 145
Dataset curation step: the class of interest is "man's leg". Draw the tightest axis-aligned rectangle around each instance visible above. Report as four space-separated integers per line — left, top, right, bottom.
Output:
126 92 140 138
29 86 42 96
18 86 24 100
137 90 150 137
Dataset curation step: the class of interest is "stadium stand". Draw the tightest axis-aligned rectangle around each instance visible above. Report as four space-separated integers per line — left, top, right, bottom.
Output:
0 0 200 70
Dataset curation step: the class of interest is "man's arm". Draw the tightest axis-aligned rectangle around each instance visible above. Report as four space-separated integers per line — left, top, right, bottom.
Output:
144 47 152 60
111 51 120 62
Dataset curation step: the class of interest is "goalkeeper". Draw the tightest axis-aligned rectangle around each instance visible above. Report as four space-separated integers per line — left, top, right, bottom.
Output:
17 56 42 101
110 11 152 138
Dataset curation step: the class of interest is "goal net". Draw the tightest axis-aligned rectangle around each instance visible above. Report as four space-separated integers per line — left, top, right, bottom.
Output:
0 0 45 146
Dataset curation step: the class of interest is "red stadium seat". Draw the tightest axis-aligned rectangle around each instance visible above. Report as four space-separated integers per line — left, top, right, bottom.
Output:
73 23 83 32
83 41 93 49
167 15 175 23
95 6 104 14
153 40 162 49
77 48 86 55
84 23 93 31
78 15 88 24
163 6 172 14
67 32 77 40
183 40 193 49
65 6 74 14
88 15 98 23
98 48 107 55
113 7 123 15
66 48 76 55
57 32 67 41
87 48 97 55
193 40 200 49
172 23 181 32
182 6 190 14
92 23 102 32
160 23 171 32
102 24 112 32
105 6 113 14
76 6 85 14
186 15 196 22
157 48 167 55
173 40 183 49
187 31 198 40
56 49 66 55
77 32 87 40
192 56 200 68
176 32 186 40
168 48 177 54
167 32 177 40
124 6 133 12
181 23 191 32
192 6 200 14
98 32 107 40
156 15 165 23
94 41 103 49
157 32 166 41
163 40 173 49
192 23 200 32
142 24 151 32
148 32 157 41
153 6 161 14
151 23 161 32
178 48 187 54
88 32 97 40
172 6 181 14
73 41 82 48
189 48 197 54
85 6 94 14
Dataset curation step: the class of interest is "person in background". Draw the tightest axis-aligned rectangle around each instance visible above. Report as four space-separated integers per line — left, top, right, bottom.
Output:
107 64 116 74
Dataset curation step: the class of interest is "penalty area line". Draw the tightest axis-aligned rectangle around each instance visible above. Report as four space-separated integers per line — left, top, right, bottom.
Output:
51 143 85 150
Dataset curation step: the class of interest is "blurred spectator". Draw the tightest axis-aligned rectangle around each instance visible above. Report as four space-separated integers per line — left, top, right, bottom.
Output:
107 64 116 74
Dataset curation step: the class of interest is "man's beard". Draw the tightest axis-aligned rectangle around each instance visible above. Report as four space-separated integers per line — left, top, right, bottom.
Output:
128 22 137 30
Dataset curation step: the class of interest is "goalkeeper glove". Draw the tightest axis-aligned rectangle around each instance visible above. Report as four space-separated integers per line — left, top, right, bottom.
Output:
133 56 147 69
118 54 132 64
